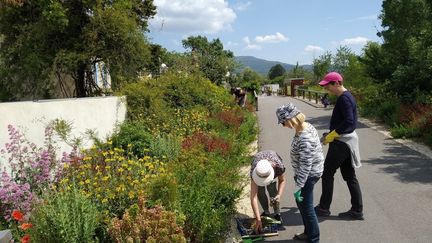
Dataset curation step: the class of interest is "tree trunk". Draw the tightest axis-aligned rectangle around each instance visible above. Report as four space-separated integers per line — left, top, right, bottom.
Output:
75 63 86 97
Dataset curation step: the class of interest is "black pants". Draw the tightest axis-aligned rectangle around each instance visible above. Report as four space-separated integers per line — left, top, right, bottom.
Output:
319 140 363 212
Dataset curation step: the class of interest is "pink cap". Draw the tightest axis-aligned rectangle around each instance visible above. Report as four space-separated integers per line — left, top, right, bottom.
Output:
319 72 343 86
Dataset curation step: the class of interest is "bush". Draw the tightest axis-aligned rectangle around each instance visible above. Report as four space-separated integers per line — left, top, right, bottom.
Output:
29 187 100 243
60 144 167 220
390 124 420 138
108 196 186 243
111 121 153 158
173 149 242 242
149 134 181 161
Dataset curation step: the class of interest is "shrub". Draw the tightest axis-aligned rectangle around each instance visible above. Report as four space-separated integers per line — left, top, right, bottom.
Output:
29 187 100 243
110 121 153 158
181 132 231 156
173 149 242 242
108 196 186 243
60 144 168 220
0 125 67 223
149 134 181 161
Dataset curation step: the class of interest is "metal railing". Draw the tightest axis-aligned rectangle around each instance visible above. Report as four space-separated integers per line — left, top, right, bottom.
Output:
294 87 327 104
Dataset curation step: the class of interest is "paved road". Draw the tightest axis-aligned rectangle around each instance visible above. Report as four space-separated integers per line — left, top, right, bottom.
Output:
256 95 432 243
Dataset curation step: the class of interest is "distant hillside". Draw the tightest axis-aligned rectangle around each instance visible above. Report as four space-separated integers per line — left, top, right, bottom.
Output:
235 56 312 76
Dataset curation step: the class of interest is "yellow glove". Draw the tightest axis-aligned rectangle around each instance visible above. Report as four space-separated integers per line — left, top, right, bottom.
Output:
324 130 340 144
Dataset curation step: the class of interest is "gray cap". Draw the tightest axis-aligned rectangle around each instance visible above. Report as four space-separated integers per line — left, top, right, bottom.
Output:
276 103 300 124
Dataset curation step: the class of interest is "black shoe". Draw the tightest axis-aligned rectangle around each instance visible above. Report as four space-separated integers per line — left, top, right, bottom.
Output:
338 210 364 220
314 205 331 217
273 214 282 225
293 232 308 241
260 212 270 217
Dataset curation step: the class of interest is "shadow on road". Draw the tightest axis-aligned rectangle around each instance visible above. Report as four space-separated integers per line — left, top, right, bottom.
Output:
307 116 331 130
363 140 432 183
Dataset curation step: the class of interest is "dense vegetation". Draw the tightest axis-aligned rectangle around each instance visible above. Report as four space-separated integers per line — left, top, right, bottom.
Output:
1 0 432 242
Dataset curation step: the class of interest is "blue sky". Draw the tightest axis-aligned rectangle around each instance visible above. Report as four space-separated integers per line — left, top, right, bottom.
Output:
148 0 384 65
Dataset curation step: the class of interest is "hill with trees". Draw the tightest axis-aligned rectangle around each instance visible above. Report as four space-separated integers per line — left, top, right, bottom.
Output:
235 56 312 75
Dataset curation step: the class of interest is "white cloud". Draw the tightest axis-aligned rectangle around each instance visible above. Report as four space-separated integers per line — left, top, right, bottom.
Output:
340 36 369 45
304 45 324 52
151 0 236 34
255 32 288 43
347 15 378 22
243 37 261 50
226 41 239 47
234 1 251 11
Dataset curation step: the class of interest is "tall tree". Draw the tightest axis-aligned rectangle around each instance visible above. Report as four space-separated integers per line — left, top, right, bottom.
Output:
182 35 236 85
268 64 286 80
332 46 355 74
312 52 332 82
378 0 432 99
0 0 156 100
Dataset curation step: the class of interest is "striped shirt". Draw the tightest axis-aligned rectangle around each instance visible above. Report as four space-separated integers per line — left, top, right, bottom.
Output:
250 150 286 179
290 123 324 189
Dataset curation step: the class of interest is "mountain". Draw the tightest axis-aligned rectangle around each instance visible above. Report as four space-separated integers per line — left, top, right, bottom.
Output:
234 56 313 76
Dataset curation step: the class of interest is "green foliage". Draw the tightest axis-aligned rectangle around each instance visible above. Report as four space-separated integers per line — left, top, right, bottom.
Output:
237 110 259 145
29 188 100 243
149 134 181 161
390 124 421 139
108 196 186 243
182 35 236 85
110 121 153 158
236 67 264 91
146 173 179 210
313 52 332 82
268 64 286 80
377 0 432 100
0 0 156 99
173 149 242 242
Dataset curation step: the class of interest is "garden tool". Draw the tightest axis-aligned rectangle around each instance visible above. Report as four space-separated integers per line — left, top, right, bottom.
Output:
242 236 264 243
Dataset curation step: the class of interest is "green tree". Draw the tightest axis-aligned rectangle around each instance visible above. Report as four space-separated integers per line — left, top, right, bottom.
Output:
359 41 392 83
312 52 332 82
0 0 156 100
268 64 286 80
182 35 237 85
332 46 355 74
378 0 432 100
237 68 263 91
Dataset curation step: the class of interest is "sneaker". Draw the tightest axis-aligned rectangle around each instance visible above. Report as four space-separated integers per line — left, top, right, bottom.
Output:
273 214 283 225
314 205 331 217
293 232 308 241
338 210 364 220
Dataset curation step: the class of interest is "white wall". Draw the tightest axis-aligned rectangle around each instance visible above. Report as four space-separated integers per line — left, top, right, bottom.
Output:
0 96 127 164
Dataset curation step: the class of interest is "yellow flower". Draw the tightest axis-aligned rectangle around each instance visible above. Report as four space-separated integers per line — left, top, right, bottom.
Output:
102 198 108 204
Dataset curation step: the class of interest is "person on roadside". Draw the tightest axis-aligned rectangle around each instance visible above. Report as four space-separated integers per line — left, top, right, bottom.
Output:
314 71 364 220
250 150 286 233
276 103 324 243
321 93 330 108
234 87 247 107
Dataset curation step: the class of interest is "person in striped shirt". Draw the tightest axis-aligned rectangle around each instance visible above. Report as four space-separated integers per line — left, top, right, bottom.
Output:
276 103 324 243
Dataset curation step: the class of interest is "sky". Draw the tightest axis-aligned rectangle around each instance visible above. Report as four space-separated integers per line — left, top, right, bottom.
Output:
147 0 384 65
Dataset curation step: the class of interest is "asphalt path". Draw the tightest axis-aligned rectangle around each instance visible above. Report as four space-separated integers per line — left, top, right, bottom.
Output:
256 95 432 243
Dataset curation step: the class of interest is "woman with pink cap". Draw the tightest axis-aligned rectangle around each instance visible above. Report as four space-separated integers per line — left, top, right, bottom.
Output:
314 71 364 221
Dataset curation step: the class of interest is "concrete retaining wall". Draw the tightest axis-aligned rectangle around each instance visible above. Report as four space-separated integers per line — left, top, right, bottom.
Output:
0 96 127 166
